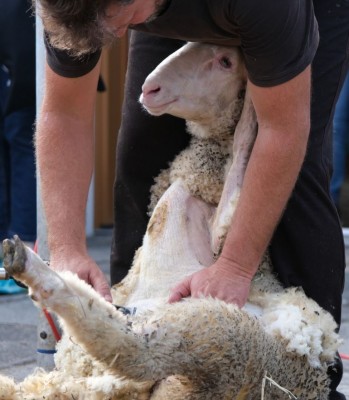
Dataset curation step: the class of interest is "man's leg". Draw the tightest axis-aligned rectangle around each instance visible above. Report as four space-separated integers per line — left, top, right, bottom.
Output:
270 0 349 397
110 32 188 284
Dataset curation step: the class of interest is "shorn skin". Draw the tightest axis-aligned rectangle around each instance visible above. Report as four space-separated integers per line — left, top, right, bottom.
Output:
0 43 342 399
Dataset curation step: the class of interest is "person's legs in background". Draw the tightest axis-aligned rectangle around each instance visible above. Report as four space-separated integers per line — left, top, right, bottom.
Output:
0 64 36 294
0 1 36 294
110 32 188 284
331 73 349 212
4 105 36 243
0 65 36 245
0 0 37 248
0 66 10 251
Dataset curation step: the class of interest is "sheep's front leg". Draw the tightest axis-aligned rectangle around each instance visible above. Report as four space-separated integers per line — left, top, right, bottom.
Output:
211 88 257 255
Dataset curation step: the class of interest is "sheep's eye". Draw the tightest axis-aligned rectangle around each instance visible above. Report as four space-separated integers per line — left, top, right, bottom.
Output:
219 56 232 69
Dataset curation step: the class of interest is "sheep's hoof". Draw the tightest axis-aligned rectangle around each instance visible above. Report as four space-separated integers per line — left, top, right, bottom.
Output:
3 235 27 277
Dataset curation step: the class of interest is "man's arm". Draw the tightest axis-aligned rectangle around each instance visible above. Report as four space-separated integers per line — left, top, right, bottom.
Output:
36 60 112 302
169 66 311 306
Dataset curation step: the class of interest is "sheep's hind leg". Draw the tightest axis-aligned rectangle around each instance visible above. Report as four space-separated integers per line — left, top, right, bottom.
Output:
3 236 92 323
3 236 154 383
3 236 76 311
2 236 119 323
2 236 129 365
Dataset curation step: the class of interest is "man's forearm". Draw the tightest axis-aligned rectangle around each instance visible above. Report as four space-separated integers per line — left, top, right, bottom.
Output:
36 111 95 257
220 124 309 275
220 68 312 277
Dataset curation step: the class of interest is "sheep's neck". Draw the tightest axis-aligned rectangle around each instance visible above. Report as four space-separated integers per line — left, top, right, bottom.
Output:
125 181 215 310
186 96 244 141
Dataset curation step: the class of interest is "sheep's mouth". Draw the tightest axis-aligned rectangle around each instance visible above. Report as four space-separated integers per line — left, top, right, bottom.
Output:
142 99 177 116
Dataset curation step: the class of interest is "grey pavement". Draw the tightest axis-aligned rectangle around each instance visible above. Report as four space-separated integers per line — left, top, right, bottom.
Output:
0 228 348 396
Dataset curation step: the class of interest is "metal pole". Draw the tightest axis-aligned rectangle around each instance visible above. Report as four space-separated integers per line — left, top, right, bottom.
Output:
35 14 60 371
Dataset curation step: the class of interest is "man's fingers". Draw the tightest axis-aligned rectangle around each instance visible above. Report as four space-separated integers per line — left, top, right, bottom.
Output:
90 272 113 303
97 283 113 303
102 290 113 303
168 278 192 303
168 291 184 303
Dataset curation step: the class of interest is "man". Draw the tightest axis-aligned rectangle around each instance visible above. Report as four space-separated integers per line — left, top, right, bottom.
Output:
35 0 348 397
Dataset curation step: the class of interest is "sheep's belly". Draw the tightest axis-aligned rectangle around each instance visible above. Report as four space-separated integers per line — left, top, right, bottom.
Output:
126 297 263 319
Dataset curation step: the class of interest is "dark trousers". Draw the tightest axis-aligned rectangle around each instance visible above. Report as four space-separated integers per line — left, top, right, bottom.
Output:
111 1 349 396
0 0 36 242
0 73 36 241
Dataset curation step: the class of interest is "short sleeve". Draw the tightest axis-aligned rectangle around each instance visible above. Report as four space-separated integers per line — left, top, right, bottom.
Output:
44 32 101 78
234 0 319 86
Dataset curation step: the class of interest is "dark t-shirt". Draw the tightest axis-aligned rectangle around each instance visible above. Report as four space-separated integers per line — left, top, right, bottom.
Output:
45 0 319 87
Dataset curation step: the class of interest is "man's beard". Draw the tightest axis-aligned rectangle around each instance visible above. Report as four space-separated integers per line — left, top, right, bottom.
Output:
101 0 171 47
145 0 170 23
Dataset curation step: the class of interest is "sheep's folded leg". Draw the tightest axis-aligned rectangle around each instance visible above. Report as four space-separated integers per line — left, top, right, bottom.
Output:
211 88 258 254
2 237 146 375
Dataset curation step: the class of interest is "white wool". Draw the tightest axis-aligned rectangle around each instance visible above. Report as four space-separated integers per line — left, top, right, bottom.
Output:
262 304 325 368
0 375 17 400
243 301 264 318
85 375 151 399
86 375 121 392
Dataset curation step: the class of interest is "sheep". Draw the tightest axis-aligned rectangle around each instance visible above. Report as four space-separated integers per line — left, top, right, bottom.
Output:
0 42 342 400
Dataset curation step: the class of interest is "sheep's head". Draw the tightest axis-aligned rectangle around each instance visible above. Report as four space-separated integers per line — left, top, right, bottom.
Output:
140 42 246 128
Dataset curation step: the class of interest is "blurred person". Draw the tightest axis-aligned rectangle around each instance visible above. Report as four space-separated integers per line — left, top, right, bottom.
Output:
0 0 36 260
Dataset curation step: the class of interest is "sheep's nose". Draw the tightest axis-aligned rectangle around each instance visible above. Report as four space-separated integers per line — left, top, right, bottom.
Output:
142 82 161 99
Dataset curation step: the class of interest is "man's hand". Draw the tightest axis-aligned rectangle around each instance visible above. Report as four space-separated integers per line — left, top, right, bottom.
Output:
168 256 253 308
50 252 113 303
